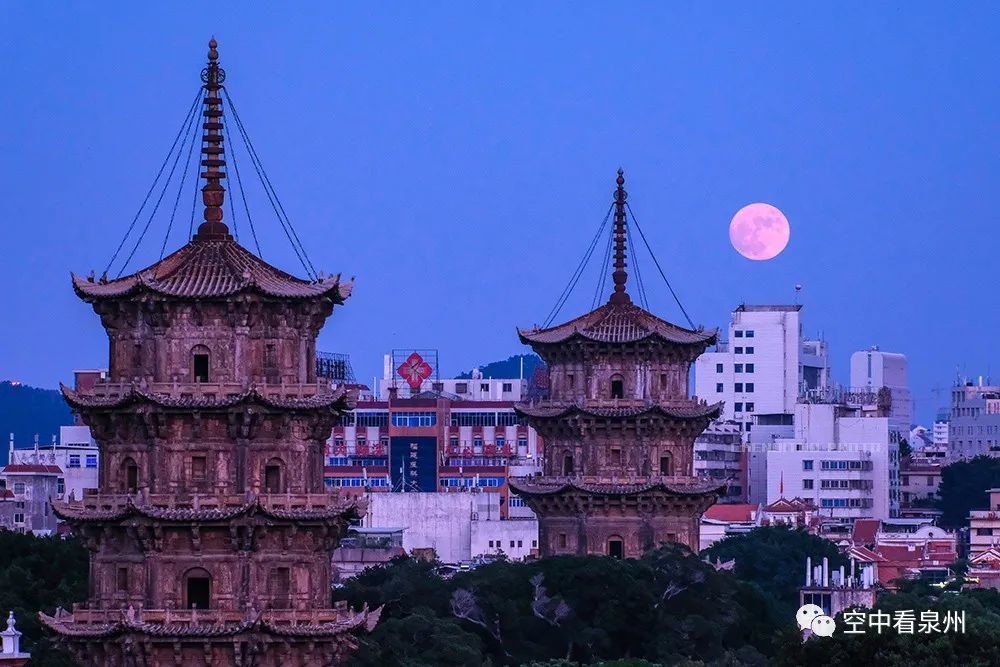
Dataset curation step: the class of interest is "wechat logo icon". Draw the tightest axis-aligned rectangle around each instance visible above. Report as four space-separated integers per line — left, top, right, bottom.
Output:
797 604 836 637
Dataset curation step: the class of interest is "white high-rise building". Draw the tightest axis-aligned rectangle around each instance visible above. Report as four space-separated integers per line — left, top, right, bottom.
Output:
694 305 830 434
764 402 899 521
849 348 912 438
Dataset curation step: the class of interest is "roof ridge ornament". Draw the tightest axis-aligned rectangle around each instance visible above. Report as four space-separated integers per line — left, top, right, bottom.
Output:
609 168 631 305
194 37 232 241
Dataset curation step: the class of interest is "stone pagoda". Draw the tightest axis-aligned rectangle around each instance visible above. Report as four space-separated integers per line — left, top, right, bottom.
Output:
41 39 379 667
509 170 724 558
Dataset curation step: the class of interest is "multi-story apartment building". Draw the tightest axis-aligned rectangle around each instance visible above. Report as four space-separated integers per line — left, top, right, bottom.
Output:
694 304 830 434
969 488 1000 558
377 354 528 401
948 378 1000 460
6 426 99 501
850 348 912 439
325 358 543 519
694 421 746 503
763 400 900 522
0 459 60 535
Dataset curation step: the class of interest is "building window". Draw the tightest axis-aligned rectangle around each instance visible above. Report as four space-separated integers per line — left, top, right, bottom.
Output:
264 458 285 493
192 345 210 383
746 402 754 412
502 382 513 393
977 528 993 536
480 383 490 392
264 343 277 371
735 330 743 338
559 534 568 548
734 402 743 412
745 363 754 373
517 436 527 449
660 373 667 389
746 347 754 354
660 453 672 476
803 460 814 471
567 374 575 389
735 383 743 392
455 382 468 394
68 455 81 468
610 447 622 465
735 347 743 354
191 456 207 480
117 567 129 592
803 479 814 490
517 540 523 548
608 537 624 559
716 383 723 393
13 513 24 524
392 412 437 427
745 330 755 338
85 455 98 468
716 363 724 373
184 568 212 610
57 478 65 495
122 457 139 492
745 422 752 432
610 374 624 399
562 452 574 476
735 364 743 373
745 383 755 392
269 567 291 609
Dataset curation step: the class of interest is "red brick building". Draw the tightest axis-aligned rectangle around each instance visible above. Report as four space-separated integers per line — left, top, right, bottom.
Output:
509 171 724 557
41 40 378 666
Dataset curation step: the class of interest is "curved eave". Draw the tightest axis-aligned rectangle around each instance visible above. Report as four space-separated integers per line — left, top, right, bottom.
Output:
508 478 727 498
60 383 356 413
40 606 380 640
517 326 718 348
514 401 722 421
51 497 365 524
71 272 352 303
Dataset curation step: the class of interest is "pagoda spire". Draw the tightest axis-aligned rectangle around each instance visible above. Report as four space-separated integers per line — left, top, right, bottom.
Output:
609 168 631 305
195 37 231 240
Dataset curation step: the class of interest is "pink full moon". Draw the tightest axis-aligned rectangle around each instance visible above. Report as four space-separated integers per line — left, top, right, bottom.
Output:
729 203 790 260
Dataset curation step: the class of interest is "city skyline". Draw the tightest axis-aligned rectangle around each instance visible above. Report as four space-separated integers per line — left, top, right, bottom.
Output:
2 5 999 423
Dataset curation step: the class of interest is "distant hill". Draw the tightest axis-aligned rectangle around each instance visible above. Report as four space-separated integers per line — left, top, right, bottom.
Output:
0 381 72 465
456 354 545 380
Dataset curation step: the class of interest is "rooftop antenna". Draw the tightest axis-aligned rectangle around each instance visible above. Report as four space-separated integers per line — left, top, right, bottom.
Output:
793 283 802 305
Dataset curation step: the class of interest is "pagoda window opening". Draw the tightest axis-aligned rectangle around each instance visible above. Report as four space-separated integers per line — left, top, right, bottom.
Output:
608 537 624 559
132 342 142 371
562 452 574 476
184 568 211 610
660 453 673 476
192 345 210 383
264 458 285 493
117 567 129 593
610 374 624 399
122 457 139 493
269 567 291 609
610 447 622 466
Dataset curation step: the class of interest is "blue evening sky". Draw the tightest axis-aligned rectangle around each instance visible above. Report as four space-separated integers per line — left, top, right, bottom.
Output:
1 3 997 423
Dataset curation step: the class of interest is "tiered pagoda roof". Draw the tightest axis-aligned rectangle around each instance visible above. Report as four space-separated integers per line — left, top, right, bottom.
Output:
508 476 726 498
518 169 716 350
519 300 716 347
60 383 355 412
515 399 721 420
51 493 366 524
39 605 381 641
73 238 352 302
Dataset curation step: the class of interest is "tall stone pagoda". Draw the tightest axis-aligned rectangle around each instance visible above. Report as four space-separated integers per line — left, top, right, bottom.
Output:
509 170 724 558
41 40 380 667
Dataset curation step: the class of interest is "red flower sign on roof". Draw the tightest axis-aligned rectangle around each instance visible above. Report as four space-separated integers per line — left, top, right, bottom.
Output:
397 352 433 390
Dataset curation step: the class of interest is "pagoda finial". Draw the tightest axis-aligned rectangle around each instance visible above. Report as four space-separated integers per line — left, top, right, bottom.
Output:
195 37 231 240
609 168 631 305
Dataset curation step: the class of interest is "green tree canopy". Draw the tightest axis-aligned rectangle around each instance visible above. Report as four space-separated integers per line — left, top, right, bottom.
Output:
937 456 1000 528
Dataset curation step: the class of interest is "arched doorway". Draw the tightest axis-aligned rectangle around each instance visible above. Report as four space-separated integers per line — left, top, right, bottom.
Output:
183 567 211 610
610 374 624 399
562 452 574 476
660 452 673 476
121 457 139 493
608 536 625 559
191 345 210 383
263 457 285 493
